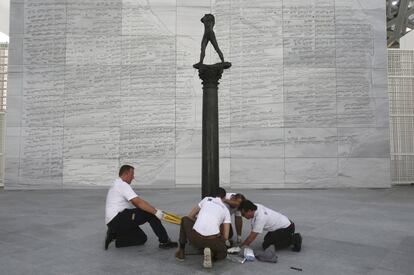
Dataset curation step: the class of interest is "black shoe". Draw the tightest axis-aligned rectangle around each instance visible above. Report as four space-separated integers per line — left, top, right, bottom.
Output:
104 230 116 250
292 233 302 252
159 239 178 249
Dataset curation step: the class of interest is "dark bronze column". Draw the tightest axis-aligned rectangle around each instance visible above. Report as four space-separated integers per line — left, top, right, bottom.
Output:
194 62 231 198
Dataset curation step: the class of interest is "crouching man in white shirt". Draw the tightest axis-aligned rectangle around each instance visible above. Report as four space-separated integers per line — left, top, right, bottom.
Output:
104 165 177 250
220 188 246 245
175 188 231 268
238 200 302 252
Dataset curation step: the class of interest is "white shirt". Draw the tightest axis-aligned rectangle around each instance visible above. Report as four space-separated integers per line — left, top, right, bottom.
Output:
105 178 138 224
225 193 242 217
251 204 291 233
193 197 231 236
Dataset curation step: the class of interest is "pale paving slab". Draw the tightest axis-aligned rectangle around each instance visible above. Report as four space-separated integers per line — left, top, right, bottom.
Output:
0 186 413 275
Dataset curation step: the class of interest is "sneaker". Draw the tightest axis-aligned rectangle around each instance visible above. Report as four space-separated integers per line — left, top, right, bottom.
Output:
175 248 185 261
159 239 178 249
104 229 116 250
292 233 302 252
203 247 212 268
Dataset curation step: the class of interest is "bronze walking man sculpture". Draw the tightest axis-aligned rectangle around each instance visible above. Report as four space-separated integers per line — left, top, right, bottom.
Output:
194 14 225 68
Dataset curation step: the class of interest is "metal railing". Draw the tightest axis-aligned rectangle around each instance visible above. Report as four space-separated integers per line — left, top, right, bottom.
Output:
388 49 414 184
0 42 6 187
0 43 6 111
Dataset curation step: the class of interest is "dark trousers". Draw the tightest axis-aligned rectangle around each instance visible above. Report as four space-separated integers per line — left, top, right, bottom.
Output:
108 208 169 247
262 222 295 250
179 216 227 261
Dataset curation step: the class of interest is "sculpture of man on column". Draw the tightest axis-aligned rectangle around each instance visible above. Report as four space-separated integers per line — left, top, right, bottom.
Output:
192 14 231 198
194 14 225 69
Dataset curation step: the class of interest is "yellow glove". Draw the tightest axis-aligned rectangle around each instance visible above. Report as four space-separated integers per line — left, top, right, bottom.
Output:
162 211 182 225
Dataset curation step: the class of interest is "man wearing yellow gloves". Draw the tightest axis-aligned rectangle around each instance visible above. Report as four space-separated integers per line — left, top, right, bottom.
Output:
104 165 178 250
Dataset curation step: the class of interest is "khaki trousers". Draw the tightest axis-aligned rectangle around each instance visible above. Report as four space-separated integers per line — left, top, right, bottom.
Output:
179 216 227 261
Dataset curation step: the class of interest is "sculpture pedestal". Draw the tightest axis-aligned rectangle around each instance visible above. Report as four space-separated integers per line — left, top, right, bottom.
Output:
194 62 231 198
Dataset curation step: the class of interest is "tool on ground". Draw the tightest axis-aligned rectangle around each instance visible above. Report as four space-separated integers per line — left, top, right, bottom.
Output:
227 246 241 254
227 255 246 264
162 211 182 225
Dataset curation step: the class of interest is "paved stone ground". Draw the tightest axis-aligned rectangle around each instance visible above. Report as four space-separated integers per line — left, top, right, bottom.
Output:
0 186 413 275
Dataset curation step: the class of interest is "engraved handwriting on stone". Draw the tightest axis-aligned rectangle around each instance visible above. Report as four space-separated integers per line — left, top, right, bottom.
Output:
9 0 387 187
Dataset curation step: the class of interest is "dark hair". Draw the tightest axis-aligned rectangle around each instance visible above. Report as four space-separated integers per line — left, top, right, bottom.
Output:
239 200 257 212
234 193 246 201
213 187 226 198
119 165 134 177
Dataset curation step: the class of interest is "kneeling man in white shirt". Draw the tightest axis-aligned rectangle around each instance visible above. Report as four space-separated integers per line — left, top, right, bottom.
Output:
175 188 231 268
104 165 177 250
238 200 302 252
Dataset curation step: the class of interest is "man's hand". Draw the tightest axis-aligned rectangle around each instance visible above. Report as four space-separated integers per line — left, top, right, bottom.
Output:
241 231 258 247
155 209 165 220
236 235 242 244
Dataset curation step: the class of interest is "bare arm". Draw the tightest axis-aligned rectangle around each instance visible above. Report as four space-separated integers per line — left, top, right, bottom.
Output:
241 231 258 247
130 197 157 215
187 205 200 221
223 198 241 209
235 216 243 236
222 223 230 241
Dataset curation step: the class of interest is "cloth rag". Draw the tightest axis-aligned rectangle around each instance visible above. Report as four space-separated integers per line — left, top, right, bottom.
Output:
256 247 278 263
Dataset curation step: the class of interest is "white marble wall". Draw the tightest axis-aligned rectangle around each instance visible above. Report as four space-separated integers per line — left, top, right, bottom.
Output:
5 0 390 189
